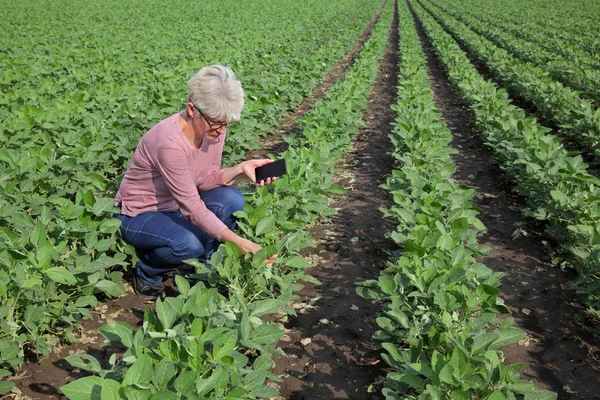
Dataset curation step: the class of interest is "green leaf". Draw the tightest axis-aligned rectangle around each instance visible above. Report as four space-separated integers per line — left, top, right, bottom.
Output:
252 248 268 266
149 392 177 400
29 222 46 247
156 298 177 330
174 371 196 393
436 233 454 250
249 385 279 398
471 333 500 355
378 275 396 294
191 318 203 337
449 347 470 379
326 184 346 194
408 363 434 379
487 390 505 400
523 390 558 400
152 359 176 390
250 299 282 317
99 219 121 234
66 354 102 373
61 376 104 400
256 216 275 235
494 327 526 348
122 387 152 400
175 275 190 295
95 280 125 297
240 311 251 341
75 295 98 308
439 363 455 384
391 373 424 390
0 381 15 395
123 354 153 386
213 334 236 361
252 324 283 344
244 370 266 390
100 379 122 400
99 322 134 347
92 198 118 216
196 366 223 396
253 354 273 371
45 267 77 285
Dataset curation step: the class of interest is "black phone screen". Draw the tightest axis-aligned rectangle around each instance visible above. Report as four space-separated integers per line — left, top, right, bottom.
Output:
254 159 287 182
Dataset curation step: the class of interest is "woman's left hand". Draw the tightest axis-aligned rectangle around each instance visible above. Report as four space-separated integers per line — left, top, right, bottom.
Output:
241 159 277 186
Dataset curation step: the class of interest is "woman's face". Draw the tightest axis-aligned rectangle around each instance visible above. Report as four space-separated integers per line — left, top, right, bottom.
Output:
189 103 228 140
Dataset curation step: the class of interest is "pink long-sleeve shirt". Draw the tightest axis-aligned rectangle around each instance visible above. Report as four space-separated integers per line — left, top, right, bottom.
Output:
115 112 228 239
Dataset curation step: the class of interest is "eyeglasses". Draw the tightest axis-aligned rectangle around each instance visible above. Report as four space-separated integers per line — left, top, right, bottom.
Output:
193 104 236 130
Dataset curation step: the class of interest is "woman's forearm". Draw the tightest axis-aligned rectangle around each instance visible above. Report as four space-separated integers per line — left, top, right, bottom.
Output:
220 228 261 254
221 162 245 185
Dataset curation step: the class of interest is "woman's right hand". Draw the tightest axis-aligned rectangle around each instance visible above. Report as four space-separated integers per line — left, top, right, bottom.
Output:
237 238 278 264
221 229 278 264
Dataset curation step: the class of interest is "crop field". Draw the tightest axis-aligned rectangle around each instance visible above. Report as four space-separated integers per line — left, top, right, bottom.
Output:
0 0 599 399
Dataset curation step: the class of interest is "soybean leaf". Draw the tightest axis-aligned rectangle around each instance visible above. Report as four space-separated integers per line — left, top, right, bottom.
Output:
175 370 196 393
94 280 125 297
149 392 177 400
253 354 273 371
252 324 283 345
99 322 134 347
256 216 275 236
213 334 236 361
152 359 176 391
156 299 177 330
0 381 15 395
100 379 122 400
66 354 102 373
45 267 77 285
122 354 153 387
61 376 103 400
196 366 223 396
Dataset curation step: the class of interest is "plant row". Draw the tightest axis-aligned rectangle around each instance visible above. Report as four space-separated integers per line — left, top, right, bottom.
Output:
424 0 600 104
435 0 600 72
357 1 555 398
0 0 381 379
58 2 394 398
416 0 600 166
440 0 600 56
410 0 600 318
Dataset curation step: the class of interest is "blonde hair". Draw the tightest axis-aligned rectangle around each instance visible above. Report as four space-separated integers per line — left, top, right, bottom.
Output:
187 65 244 122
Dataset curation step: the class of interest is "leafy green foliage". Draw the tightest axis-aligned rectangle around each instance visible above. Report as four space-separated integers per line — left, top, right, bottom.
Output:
413 0 600 317
58 0 395 398
419 0 600 164
0 0 382 373
357 1 556 398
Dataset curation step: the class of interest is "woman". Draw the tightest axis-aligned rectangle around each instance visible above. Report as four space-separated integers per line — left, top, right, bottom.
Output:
115 65 276 300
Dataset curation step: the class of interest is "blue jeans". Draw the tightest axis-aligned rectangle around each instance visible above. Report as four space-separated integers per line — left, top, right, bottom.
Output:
116 186 244 286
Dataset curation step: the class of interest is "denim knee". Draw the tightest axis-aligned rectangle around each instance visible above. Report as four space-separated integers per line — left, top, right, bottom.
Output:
172 230 204 259
223 186 245 215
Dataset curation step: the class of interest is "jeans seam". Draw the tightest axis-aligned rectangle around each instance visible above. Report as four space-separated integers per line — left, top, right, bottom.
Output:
120 224 181 245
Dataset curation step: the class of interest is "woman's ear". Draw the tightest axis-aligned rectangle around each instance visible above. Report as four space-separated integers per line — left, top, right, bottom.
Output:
187 102 196 118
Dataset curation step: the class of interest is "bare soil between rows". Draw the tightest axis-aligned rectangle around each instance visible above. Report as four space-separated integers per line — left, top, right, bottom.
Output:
7 0 600 399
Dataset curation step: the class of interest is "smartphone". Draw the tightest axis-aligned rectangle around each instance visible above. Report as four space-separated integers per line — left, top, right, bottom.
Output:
254 159 287 182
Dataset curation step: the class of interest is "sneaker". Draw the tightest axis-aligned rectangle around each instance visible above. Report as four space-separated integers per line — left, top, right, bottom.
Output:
133 274 164 300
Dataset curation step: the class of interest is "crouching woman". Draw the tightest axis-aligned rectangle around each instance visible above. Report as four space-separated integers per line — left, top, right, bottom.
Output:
115 64 275 300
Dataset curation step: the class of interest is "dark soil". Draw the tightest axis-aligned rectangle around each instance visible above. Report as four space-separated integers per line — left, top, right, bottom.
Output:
271 3 399 398
410 2 600 399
